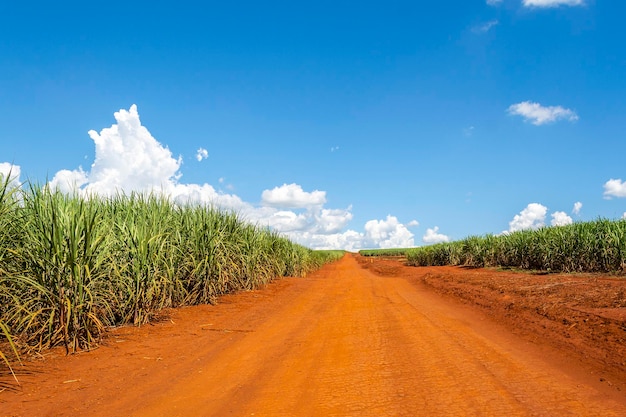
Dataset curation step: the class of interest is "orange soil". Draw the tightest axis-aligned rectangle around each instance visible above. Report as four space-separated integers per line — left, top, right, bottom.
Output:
2 254 626 416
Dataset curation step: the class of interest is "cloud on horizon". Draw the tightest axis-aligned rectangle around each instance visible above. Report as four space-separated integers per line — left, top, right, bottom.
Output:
505 202 581 233
551 211 573 226
0 162 21 189
508 101 578 125
422 226 450 244
363 215 415 249
507 203 548 232
37 105 417 251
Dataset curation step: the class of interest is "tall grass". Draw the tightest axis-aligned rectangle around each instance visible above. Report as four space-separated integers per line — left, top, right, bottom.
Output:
406 220 626 273
359 248 413 257
0 172 22 379
0 180 341 369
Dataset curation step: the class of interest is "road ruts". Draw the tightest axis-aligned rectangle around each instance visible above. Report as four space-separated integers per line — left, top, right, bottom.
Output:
3 254 626 416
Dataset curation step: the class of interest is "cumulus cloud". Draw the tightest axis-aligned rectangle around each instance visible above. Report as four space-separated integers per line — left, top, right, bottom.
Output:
363 215 415 249
261 183 326 209
603 179 626 199
473 20 499 33
49 105 181 196
0 162 21 186
422 226 450 244
313 208 354 234
508 203 548 232
407 220 419 227
267 214 415 252
288 229 365 252
508 101 578 125
48 168 89 194
551 211 573 226
170 183 250 211
42 104 416 250
196 148 208 162
523 0 584 7
46 105 246 213
263 210 310 233
572 201 582 215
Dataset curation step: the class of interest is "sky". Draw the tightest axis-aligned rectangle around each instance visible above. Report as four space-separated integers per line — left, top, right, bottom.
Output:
1 0 625 250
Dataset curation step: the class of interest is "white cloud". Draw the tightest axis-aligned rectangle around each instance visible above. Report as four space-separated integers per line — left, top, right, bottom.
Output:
603 179 626 199
508 101 578 125
486 0 503 5
508 203 547 232
572 201 582 215
270 214 415 252
41 105 418 250
49 168 88 193
264 210 310 233
50 104 183 196
473 20 499 33
261 183 326 209
523 0 584 7
623 213 626 220
551 211 573 226
287 229 365 252
47 105 247 212
170 183 249 212
363 215 415 249
422 226 450 244
407 220 419 227
0 162 21 188
313 208 354 234
196 147 208 162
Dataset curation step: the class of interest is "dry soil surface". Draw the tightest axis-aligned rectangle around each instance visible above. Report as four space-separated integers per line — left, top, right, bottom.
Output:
2 254 626 416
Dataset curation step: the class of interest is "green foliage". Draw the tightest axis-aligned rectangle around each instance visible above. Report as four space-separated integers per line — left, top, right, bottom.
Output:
0 171 23 379
359 248 413 257
0 182 339 370
310 250 345 268
406 220 626 273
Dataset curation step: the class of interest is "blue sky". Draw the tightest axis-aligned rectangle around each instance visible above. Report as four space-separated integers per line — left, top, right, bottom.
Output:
1 0 625 250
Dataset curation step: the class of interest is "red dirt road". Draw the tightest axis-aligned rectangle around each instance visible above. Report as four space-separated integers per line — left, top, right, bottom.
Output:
2 254 626 416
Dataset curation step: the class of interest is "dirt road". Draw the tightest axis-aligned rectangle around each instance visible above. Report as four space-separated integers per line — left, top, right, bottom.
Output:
2 254 626 416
